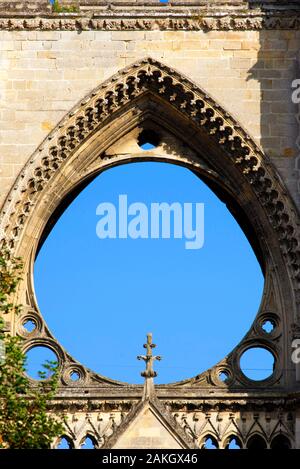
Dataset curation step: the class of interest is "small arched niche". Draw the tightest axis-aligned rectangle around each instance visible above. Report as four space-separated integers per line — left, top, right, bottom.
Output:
270 434 291 450
247 435 267 450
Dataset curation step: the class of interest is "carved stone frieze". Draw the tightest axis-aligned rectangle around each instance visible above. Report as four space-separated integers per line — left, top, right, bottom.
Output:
0 15 299 31
0 2 300 31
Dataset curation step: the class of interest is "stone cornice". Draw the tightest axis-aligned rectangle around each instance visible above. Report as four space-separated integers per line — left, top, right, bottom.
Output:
45 392 300 412
0 2 300 30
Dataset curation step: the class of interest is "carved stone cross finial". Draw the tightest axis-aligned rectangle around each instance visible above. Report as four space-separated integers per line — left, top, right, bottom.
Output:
137 333 162 379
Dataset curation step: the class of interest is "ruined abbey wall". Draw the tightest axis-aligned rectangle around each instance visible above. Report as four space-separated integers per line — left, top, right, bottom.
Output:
0 2 299 209
1 1 300 449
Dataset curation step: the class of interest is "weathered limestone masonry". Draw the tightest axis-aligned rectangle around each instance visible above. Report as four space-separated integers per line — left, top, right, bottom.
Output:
1 0 300 448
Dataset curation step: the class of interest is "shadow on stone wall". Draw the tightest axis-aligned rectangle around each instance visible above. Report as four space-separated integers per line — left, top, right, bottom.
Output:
250 2 300 206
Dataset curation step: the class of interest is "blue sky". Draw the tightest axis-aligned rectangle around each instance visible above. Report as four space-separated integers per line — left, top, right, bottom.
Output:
32 161 266 384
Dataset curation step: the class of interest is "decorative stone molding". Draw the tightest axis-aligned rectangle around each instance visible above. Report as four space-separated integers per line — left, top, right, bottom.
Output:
49 398 297 449
1 57 298 286
173 409 294 449
102 396 198 449
51 410 129 449
0 57 299 394
1 2 300 448
49 401 297 449
0 3 300 31
0 16 299 31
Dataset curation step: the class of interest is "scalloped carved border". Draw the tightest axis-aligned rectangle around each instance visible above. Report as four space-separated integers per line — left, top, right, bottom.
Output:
0 57 299 391
1 57 299 287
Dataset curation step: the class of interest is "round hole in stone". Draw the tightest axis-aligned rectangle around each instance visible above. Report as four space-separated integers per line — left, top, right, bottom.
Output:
261 320 275 334
22 319 36 333
25 346 58 380
218 370 229 383
240 347 275 381
70 370 80 382
137 129 160 150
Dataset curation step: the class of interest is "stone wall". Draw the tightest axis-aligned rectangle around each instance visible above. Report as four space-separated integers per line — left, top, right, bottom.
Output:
0 26 299 208
0 0 300 450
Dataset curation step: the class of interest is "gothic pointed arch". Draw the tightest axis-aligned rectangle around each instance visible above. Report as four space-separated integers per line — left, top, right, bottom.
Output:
0 57 299 392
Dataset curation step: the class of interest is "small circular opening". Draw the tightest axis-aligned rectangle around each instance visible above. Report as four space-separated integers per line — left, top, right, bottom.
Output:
23 319 36 333
137 129 160 150
218 371 229 383
70 370 80 382
240 347 275 381
25 346 58 380
261 320 275 334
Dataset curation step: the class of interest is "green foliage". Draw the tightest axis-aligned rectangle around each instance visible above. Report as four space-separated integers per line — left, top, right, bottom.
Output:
0 251 22 316
0 250 64 449
52 0 79 13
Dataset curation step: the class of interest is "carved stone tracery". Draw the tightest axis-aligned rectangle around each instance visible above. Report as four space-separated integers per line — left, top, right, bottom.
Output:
1 33 300 445
0 57 299 400
1 58 299 286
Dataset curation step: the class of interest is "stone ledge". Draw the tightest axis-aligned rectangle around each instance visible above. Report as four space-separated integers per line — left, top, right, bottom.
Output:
0 9 299 30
